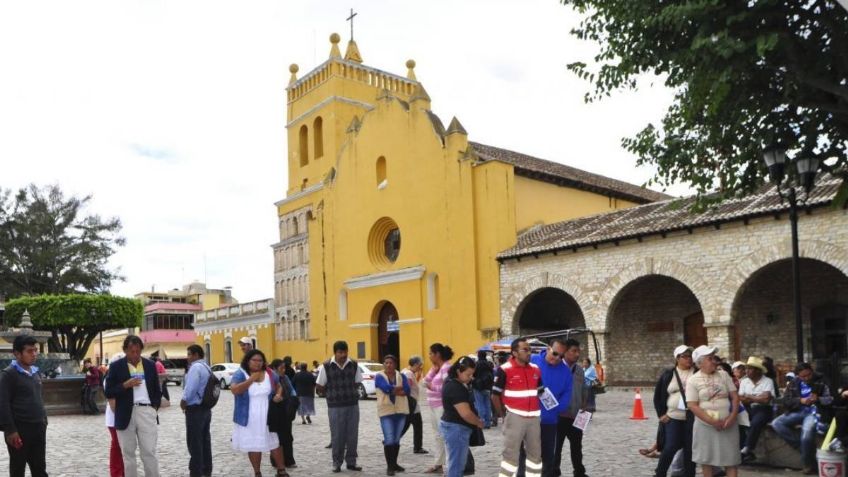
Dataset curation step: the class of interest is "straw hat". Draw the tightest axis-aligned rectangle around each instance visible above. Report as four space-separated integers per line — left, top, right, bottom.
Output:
745 356 767 373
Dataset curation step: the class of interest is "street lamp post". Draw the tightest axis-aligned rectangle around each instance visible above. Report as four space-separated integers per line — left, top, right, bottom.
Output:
762 149 820 363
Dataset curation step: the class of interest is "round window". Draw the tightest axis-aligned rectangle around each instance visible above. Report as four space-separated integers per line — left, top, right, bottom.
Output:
368 217 401 268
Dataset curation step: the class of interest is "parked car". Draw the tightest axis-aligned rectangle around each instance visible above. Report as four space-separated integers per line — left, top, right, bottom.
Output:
314 361 384 399
160 359 186 386
211 362 240 389
357 361 384 400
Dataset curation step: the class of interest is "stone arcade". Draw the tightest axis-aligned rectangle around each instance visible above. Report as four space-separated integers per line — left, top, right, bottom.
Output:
499 176 848 384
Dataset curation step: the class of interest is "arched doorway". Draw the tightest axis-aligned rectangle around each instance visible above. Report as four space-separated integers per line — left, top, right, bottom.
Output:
377 301 400 361
732 258 848 382
606 275 703 384
513 287 585 335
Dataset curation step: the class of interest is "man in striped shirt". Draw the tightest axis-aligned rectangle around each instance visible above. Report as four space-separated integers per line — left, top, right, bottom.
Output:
492 338 545 477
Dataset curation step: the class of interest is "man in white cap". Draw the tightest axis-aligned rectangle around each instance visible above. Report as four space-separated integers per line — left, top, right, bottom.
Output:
238 336 253 355
651 345 696 477
737 356 775 463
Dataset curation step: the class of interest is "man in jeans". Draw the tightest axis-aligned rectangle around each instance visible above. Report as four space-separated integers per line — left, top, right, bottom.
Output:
554 338 589 477
492 338 545 477
772 362 832 474
181 344 213 477
472 350 494 428
317 340 363 473
0 335 49 477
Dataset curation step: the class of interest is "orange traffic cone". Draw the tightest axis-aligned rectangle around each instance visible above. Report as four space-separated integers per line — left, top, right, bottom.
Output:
629 387 649 420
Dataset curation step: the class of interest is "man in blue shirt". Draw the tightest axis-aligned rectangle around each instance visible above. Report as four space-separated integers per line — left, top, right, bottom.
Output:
180 344 213 477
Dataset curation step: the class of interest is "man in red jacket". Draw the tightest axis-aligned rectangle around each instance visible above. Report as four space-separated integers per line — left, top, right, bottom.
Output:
492 338 545 477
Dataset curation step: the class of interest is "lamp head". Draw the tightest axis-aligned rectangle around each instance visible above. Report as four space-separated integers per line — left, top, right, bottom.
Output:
762 148 786 183
796 157 820 194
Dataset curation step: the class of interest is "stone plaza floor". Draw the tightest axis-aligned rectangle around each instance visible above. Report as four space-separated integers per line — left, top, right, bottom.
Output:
0 387 808 476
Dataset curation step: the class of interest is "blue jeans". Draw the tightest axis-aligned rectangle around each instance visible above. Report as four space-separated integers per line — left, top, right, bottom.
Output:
473 390 492 427
440 421 472 477
655 415 695 477
771 410 817 467
380 414 407 446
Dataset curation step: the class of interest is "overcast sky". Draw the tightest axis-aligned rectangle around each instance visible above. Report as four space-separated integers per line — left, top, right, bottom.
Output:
0 0 685 303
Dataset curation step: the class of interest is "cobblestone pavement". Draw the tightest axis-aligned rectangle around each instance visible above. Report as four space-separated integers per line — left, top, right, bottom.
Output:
0 388 807 476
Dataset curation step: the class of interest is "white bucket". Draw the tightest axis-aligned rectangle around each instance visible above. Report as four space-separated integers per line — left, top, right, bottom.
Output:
818 449 847 477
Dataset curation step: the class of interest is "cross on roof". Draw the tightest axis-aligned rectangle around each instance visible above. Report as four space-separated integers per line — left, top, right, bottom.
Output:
346 8 358 41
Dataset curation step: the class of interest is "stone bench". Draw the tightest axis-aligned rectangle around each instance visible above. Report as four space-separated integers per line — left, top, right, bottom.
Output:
750 424 805 470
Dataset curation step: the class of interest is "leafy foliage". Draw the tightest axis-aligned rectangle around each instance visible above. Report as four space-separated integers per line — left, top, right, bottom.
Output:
561 0 848 203
0 184 125 298
4 294 142 361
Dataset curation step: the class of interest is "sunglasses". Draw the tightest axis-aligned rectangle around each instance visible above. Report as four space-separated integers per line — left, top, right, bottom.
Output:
549 350 562 357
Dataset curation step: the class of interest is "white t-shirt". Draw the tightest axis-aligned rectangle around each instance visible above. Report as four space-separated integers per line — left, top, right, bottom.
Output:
738 376 775 406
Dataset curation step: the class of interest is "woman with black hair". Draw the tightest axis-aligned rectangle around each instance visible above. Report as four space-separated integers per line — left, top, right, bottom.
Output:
423 343 454 474
230 349 288 477
375 354 410 475
268 359 298 470
441 357 484 477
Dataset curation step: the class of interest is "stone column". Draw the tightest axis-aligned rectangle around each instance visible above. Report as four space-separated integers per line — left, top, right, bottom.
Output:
705 324 734 358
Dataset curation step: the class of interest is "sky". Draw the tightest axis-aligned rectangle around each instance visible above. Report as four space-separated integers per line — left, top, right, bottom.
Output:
0 0 684 303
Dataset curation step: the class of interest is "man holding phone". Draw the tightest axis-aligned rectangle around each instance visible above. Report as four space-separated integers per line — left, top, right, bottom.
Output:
105 335 162 477
0 335 49 477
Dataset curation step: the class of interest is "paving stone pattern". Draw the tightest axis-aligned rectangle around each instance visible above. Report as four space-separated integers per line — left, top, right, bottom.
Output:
0 388 806 476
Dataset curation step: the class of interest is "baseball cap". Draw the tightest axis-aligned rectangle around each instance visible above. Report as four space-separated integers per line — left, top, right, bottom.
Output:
731 361 746 370
692 345 718 364
238 337 253 345
673 345 693 358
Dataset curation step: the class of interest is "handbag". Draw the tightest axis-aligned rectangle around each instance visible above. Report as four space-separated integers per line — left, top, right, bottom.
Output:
469 426 486 447
591 379 606 395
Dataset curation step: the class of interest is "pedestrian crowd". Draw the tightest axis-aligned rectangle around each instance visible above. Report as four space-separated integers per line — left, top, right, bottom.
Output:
0 333 601 477
647 343 848 477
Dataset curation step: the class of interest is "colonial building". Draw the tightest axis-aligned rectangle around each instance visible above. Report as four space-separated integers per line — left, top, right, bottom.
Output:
193 298 274 364
84 281 237 364
198 33 667 366
499 176 848 384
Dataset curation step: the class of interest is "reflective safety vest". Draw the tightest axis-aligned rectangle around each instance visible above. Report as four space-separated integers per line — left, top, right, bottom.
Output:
494 357 543 417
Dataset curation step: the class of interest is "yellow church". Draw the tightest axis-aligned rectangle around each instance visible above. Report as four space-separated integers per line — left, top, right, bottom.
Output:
198 33 667 366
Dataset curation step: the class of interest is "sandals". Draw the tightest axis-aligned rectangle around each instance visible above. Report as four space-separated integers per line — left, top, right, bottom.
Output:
638 448 659 458
276 470 290 477
425 465 443 474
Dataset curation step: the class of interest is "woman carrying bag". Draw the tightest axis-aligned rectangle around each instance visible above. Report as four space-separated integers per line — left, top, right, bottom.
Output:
440 357 485 477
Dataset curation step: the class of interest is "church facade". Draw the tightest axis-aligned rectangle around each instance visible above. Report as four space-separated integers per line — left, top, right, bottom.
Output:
195 33 668 365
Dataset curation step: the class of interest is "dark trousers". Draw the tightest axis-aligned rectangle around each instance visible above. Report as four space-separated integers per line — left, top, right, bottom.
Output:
275 418 296 467
518 423 559 477
185 406 212 477
82 384 99 413
402 411 425 451
654 413 695 477
745 406 774 452
328 404 359 467
553 416 585 477
6 420 48 477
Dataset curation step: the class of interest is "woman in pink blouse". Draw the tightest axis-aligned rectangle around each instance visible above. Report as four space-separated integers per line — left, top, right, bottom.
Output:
423 343 454 474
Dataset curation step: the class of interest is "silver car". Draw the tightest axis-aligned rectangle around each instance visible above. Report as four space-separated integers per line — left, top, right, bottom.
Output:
210 362 240 389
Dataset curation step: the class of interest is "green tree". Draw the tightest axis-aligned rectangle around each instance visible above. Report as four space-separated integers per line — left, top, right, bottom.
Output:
561 0 848 203
4 294 142 361
0 184 125 298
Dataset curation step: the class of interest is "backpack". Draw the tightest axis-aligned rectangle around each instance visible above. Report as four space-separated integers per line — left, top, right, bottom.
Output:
200 363 221 408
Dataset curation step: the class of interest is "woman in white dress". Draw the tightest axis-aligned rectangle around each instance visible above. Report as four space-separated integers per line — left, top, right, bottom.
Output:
230 349 289 477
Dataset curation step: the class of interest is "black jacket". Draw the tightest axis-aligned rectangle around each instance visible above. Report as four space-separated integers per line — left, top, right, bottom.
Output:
653 368 675 418
104 357 162 431
781 372 832 413
0 365 47 433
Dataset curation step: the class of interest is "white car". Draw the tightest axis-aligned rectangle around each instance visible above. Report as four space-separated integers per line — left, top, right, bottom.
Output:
357 361 384 400
210 363 240 389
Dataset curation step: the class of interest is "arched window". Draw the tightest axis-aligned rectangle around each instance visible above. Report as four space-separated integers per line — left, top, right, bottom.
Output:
224 339 233 363
376 156 387 187
292 216 299 235
204 341 211 364
313 116 324 159
299 125 309 167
